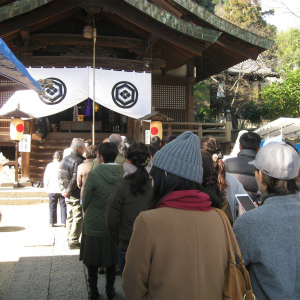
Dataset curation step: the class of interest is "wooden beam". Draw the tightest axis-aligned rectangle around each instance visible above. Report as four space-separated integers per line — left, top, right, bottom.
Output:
20 28 30 52
103 1 208 56
0 0 81 37
0 0 208 56
26 56 166 71
146 34 160 47
11 33 164 60
216 37 259 61
21 33 145 49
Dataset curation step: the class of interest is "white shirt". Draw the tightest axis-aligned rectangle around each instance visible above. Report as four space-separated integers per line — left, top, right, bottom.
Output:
43 160 62 194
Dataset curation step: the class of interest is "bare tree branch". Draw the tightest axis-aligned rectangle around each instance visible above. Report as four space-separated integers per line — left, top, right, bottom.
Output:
279 1 300 19
210 75 224 92
271 0 300 19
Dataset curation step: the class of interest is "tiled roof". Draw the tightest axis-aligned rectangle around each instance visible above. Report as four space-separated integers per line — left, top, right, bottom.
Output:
227 55 277 77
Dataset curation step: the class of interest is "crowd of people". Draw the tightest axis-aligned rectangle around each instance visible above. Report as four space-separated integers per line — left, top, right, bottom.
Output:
43 131 300 300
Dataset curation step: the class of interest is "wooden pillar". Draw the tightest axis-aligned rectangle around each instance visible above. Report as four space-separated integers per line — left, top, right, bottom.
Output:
134 120 143 143
14 141 19 184
187 60 195 122
167 124 172 137
19 120 32 186
225 121 232 143
127 117 135 141
20 152 31 183
197 124 203 139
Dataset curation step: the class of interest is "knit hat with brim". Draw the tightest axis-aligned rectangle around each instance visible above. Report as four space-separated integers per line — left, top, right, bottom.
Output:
152 131 203 183
249 141 300 180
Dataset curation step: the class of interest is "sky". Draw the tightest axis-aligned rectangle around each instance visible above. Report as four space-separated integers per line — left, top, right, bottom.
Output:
260 0 300 31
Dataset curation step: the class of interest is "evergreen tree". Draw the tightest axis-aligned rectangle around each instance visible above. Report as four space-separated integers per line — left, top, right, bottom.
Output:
222 0 276 38
191 0 216 13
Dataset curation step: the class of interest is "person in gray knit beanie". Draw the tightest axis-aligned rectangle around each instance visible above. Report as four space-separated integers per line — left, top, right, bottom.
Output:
152 131 203 183
122 131 230 300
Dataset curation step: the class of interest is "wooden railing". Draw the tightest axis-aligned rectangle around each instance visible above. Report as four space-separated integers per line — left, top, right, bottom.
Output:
0 118 10 134
0 119 232 143
162 121 232 143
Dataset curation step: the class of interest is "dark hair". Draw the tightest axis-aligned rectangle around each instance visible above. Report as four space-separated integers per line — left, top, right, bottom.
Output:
53 150 63 162
85 145 97 159
124 142 150 195
97 142 118 163
201 137 228 196
84 139 92 147
239 132 261 151
285 141 299 154
200 150 223 208
165 134 177 144
148 166 199 209
262 173 299 195
148 145 159 158
151 136 161 146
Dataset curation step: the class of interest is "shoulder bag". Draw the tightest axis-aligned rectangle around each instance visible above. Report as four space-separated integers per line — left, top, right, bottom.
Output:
215 208 256 300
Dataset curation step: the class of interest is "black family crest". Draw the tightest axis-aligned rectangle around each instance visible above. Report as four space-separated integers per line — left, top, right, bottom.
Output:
111 81 138 109
39 77 67 105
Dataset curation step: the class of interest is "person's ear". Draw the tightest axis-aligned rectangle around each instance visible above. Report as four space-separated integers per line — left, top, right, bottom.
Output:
257 170 264 182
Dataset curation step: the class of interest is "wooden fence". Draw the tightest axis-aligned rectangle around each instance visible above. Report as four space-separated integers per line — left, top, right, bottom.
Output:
162 121 232 143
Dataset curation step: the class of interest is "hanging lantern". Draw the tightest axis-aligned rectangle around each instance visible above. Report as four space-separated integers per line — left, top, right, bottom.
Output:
150 121 162 140
10 118 24 140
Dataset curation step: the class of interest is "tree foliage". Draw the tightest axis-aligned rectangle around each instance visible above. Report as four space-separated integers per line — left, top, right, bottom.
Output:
260 69 300 120
275 28 300 72
221 0 276 38
191 0 216 13
259 28 300 121
194 81 216 122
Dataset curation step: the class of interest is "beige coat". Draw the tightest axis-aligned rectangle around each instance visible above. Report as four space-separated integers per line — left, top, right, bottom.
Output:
122 207 229 300
77 158 94 200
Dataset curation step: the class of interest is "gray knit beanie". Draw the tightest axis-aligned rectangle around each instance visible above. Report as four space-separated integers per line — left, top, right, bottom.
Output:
152 131 203 183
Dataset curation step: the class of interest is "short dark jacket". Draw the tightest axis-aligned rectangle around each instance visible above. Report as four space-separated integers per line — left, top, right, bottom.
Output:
225 149 258 200
58 151 85 199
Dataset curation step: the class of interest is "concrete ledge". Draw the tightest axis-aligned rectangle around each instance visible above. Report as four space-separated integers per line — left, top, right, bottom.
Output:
0 187 49 205
0 198 49 205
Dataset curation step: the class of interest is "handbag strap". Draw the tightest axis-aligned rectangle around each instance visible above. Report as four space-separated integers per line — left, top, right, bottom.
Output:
214 208 244 264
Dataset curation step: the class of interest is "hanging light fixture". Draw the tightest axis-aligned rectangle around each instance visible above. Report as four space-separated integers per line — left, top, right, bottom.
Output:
83 25 93 39
83 14 97 144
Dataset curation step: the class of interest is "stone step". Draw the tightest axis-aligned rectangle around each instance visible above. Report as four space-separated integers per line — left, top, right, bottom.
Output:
0 187 49 205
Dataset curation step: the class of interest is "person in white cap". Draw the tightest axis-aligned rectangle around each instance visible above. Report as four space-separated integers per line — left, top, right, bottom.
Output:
233 141 300 300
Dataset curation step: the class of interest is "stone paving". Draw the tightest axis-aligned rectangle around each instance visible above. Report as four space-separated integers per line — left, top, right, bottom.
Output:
0 203 125 300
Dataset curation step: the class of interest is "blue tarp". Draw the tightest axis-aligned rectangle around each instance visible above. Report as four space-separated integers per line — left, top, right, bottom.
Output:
0 38 41 92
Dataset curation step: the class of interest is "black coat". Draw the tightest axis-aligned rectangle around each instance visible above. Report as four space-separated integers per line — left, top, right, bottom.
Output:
225 149 258 201
106 178 153 251
58 151 85 199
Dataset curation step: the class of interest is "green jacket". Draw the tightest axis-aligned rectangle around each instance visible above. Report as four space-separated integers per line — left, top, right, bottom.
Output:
82 163 123 237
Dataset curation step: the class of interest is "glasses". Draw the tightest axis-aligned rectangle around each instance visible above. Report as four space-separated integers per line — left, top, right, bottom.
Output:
252 168 259 175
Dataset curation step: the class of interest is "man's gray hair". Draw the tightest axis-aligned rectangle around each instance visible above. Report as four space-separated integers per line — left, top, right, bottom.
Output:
109 134 123 148
71 138 85 153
